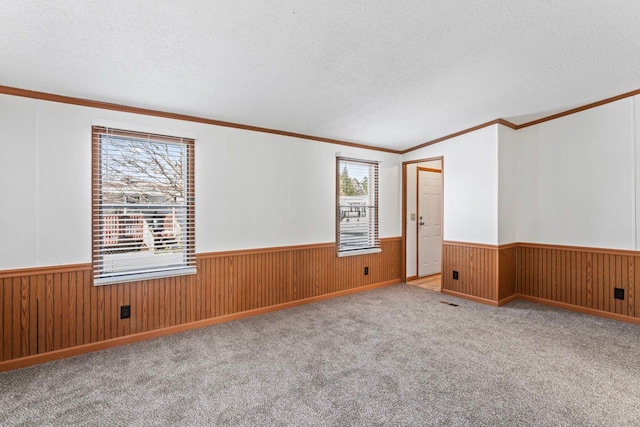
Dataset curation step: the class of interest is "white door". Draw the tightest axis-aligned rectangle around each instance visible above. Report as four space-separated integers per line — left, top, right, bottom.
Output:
418 169 442 277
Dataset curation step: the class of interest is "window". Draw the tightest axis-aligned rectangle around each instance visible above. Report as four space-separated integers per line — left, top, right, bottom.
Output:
92 127 195 285
336 157 380 256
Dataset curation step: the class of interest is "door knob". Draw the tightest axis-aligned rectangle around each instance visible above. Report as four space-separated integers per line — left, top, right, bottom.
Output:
419 222 425 225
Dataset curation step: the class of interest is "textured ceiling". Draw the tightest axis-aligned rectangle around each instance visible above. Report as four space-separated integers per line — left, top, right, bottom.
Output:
1 1 640 151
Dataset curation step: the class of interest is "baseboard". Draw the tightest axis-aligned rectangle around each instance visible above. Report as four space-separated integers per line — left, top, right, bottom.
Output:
0 278 400 372
516 294 640 325
441 289 499 307
498 294 519 306
406 275 418 282
440 290 530 309
440 290 640 325
442 288 640 323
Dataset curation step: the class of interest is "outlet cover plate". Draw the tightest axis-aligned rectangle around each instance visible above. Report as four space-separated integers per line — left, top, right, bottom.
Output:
120 305 131 319
614 288 625 300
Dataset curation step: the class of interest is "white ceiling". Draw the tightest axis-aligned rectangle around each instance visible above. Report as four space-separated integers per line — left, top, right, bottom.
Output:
2 1 640 152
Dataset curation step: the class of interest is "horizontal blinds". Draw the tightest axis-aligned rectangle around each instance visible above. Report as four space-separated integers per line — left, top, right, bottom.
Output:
92 127 196 285
336 157 379 254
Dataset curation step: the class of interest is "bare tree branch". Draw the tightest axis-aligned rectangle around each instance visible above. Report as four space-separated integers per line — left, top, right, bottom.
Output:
102 136 185 204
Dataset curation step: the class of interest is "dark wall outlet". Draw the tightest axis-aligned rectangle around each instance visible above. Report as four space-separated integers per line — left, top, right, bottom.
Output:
364 266 369 275
120 305 131 319
614 288 625 300
453 270 459 280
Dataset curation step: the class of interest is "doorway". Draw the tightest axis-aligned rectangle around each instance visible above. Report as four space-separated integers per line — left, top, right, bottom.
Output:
417 167 442 278
402 157 443 289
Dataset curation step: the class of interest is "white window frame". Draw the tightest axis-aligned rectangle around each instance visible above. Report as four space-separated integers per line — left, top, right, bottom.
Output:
336 157 380 257
92 127 196 285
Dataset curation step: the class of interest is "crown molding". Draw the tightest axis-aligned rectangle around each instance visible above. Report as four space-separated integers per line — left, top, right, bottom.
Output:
516 88 640 129
0 85 402 155
401 118 517 154
3 84 639 156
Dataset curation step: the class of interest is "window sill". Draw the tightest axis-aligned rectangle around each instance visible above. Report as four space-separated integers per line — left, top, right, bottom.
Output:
337 248 382 257
94 267 197 286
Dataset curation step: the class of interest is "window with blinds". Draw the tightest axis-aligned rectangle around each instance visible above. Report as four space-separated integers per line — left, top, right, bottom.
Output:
92 127 196 285
336 157 380 256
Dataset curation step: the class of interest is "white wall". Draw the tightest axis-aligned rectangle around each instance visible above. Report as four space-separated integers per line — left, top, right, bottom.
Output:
0 94 402 270
498 125 518 244
0 96 38 268
636 95 640 249
5 91 637 271
516 97 636 249
403 125 499 246
403 95 640 255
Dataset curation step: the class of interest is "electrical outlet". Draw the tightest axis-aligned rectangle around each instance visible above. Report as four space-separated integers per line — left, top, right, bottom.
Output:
364 266 369 275
614 288 625 300
453 270 459 280
120 305 131 319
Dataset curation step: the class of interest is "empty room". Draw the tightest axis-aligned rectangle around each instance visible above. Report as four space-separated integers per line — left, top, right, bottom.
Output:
1 1 640 425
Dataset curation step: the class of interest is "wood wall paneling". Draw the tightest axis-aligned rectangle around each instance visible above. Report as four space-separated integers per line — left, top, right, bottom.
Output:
442 243 499 302
441 241 640 321
517 244 639 320
0 238 401 367
8 238 640 369
498 245 517 301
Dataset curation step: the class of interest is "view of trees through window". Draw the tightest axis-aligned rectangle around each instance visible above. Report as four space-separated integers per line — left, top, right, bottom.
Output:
337 159 378 253
102 136 185 205
339 164 369 197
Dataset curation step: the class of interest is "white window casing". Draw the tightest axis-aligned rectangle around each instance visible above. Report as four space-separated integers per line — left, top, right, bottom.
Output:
92 127 196 285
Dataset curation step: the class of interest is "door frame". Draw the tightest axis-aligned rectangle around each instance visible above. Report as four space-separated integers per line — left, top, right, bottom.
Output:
401 156 444 282
416 166 443 278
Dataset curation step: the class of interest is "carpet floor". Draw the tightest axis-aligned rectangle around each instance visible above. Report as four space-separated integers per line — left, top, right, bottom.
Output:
1 284 639 426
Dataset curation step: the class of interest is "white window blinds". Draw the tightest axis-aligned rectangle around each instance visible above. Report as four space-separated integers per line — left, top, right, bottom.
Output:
336 157 380 256
92 127 196 285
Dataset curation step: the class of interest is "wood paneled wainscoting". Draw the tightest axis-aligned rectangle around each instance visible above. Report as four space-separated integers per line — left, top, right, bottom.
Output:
441 241 518 306
0 238 402 370
441 241 640 325
517 243 639 324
